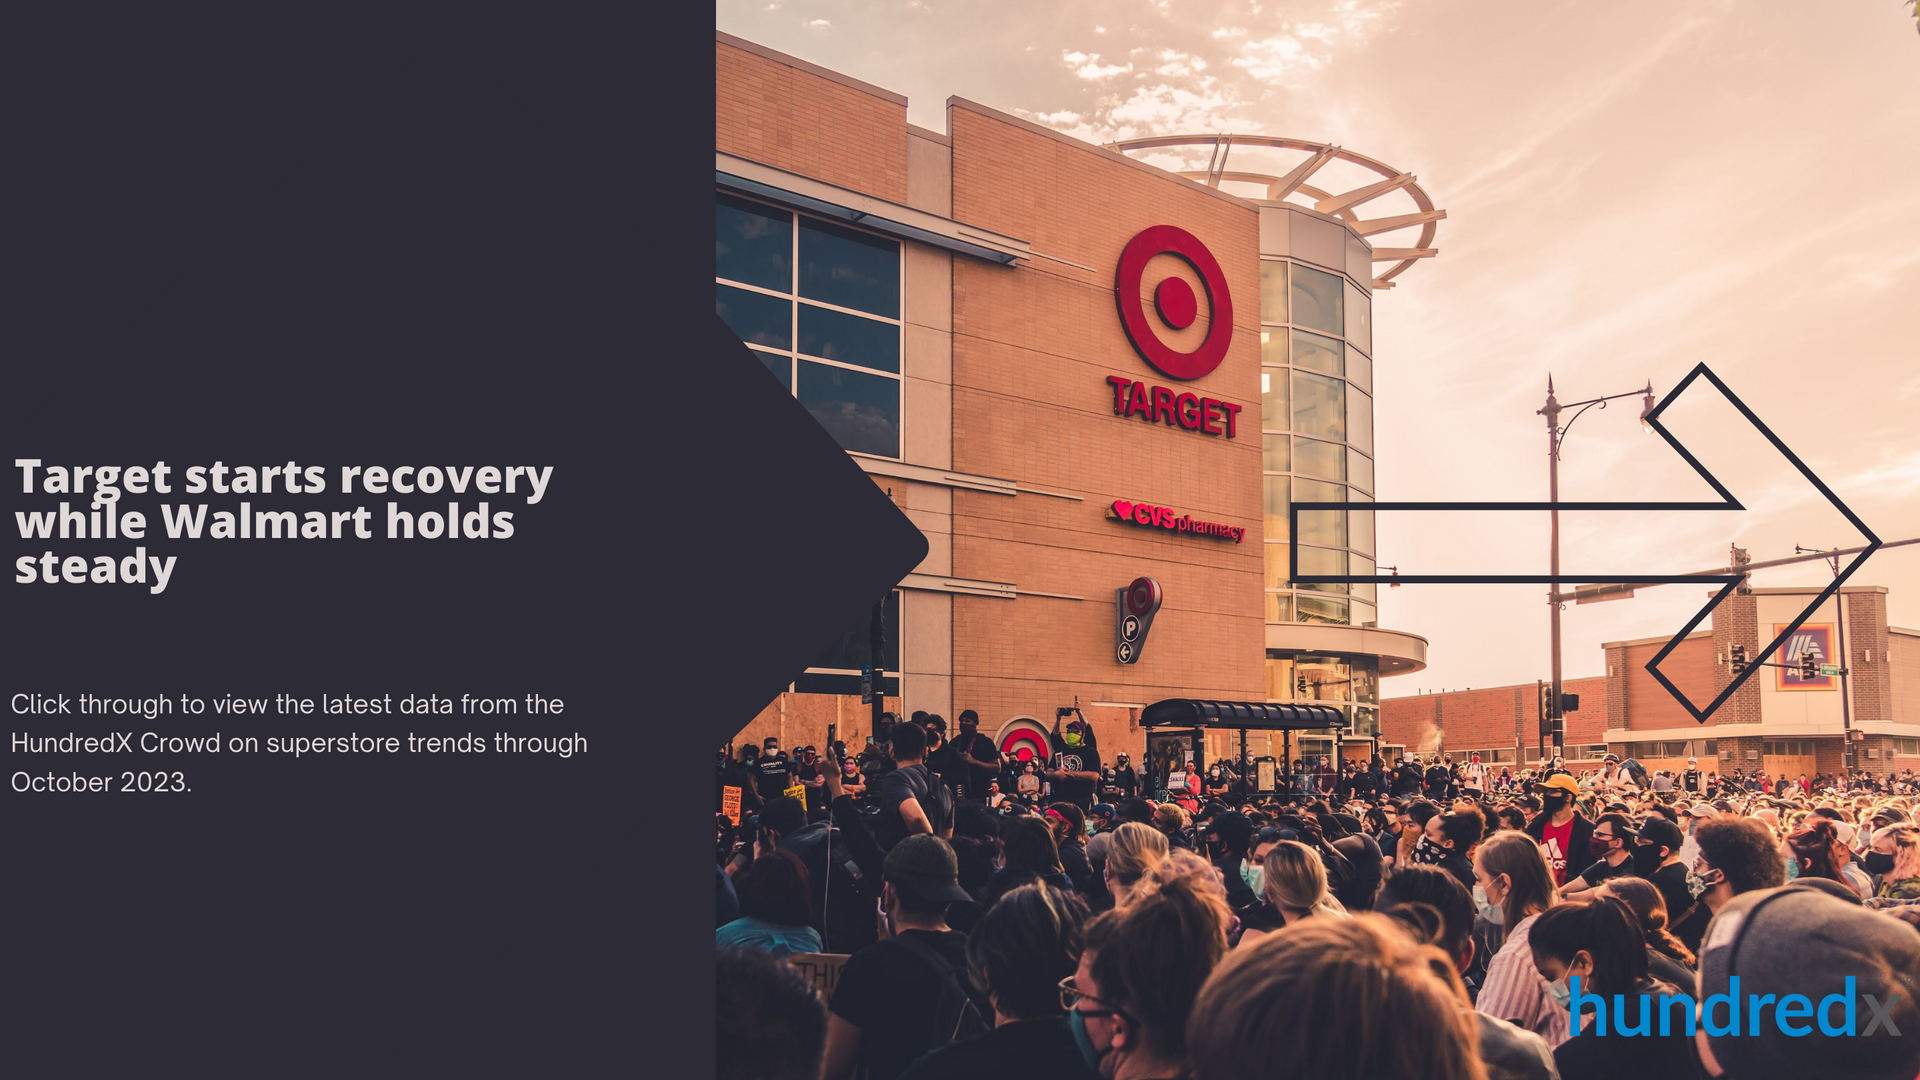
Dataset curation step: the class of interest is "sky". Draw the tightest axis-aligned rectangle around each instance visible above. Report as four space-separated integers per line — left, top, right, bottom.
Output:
717 1 1920 696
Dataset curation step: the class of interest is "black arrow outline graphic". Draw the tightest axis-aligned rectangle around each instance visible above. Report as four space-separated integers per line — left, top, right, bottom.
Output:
1288 362 1881 722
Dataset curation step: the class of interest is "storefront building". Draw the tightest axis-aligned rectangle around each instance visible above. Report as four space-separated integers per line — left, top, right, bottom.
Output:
1382 585 1920 779
718 31 1432 771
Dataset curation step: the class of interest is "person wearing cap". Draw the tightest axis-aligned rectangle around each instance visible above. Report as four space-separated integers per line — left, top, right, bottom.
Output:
1630 817 1703 946
1682 756 1705 796
1678 801 1716 867
822 834 981 1080
951 710 1001 801
1694 885 1920 1080
1199 811 1262 917
1524 774 1597 887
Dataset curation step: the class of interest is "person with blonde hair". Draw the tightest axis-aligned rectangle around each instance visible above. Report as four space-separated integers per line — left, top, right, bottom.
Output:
1187 914 1488 1080
1101 821 1170 908
1869 822 1920 901
1239 840 1347 944
1151 802 1189 847
1472 831 1566 1046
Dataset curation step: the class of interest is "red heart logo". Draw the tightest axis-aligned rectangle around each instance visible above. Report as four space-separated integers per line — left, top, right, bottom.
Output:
1113 500 1133 521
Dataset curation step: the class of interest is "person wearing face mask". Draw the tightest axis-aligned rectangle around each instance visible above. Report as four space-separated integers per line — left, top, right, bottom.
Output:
1562 813 1633 895
1047 715 1102 811
954 711 1002 802
1523 774 1595 887
1867 822 1920 900
1420 806 1485 893
1472 832 1567 1046
1528 896 1692 1080
1627 817 1698 947
1111 753 1138 800
1064 865 1230 1080
896 883 1098 1080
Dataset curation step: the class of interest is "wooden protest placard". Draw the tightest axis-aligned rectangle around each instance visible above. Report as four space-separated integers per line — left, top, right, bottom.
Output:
787 953 851 1000
721 785 742 826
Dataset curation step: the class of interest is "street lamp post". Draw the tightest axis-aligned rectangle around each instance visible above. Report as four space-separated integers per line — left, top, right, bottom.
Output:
1537 376 1658 760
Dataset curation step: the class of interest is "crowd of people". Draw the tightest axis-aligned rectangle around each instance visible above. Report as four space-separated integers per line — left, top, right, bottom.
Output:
717 711 1920 1080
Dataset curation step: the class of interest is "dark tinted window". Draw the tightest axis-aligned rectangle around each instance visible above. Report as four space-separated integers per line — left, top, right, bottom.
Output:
716 284 791 350
799 218 899 316
809 591 902 671
755 348 792 390
716 194 791 291
797 361 900 458
798 305 899 372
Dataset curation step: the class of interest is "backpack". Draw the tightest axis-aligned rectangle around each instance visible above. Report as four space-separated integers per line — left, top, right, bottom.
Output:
889 931 989 1051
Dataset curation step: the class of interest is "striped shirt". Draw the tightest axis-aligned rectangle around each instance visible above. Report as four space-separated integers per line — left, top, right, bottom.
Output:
1474 912 1569 1047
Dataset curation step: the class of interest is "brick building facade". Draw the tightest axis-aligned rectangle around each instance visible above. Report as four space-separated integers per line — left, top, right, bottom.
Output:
716 31 1433 771
1383 586 1920 779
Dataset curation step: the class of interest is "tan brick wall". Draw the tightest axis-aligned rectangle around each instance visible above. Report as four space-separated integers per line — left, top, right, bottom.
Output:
1381 676 1606 759
945 103 1264 739
730 691 904 757
1894 630 1920 726
1625 634 1717 730
716 40 908 203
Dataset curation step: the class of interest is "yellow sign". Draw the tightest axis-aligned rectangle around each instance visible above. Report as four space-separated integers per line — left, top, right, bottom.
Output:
783 782 808 802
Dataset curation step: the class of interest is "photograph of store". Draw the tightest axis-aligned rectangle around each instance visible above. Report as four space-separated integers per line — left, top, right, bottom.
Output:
716 31 1434 776
1382 585 1920 779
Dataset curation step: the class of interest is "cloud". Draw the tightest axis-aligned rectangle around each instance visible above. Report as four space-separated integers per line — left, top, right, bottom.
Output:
801 17 830 28
1062 50 1131 79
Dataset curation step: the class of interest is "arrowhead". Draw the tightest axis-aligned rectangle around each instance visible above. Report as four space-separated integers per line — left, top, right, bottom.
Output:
1643 363 1881 722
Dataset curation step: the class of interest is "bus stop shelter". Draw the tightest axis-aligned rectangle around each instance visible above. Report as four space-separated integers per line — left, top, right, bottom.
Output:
1139 699 1349 802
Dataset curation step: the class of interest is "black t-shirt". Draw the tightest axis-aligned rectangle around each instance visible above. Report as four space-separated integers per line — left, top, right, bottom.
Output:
832 929 972 1080
753 756 793 800
1113 764 1137 798
1578 857 1634 889
1644 861 1701 935
955 731 1000 798
880 763 949 849
1048 740 1101 807
796 759 825 811
897 1017 1100 1080
925 740 965 796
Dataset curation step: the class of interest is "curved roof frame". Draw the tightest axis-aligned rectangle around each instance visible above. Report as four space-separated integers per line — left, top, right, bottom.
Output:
1107 134 1444 290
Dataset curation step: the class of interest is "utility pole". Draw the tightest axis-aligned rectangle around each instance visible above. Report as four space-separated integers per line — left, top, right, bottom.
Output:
1797 546 1853 772
1538 376 1657 762
868 598 886 734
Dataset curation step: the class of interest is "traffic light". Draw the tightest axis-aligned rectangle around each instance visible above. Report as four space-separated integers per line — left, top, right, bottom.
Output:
1729 645 1748 674
1538 683 1554 739
1560 693 1580 714
1799 650 1819 680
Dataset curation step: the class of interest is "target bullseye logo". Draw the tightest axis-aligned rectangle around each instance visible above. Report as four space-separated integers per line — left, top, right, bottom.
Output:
1115 225 1234 381
1115 575 1164 665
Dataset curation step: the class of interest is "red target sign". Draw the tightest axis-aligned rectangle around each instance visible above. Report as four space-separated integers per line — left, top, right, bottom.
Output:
1115 225 1234 381
996 718 1051 764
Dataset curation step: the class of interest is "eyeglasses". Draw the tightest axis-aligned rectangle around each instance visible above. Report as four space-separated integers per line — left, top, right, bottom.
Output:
1058 976 1131 1020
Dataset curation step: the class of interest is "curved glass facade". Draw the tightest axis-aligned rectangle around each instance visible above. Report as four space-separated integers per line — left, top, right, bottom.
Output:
1264 650 1381 742
1260 257 1376 628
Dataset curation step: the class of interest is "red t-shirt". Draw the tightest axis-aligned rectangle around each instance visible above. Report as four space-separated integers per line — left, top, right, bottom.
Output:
1540 817 1575 885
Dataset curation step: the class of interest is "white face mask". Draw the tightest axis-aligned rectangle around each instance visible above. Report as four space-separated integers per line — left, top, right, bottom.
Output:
1473 883 1504 925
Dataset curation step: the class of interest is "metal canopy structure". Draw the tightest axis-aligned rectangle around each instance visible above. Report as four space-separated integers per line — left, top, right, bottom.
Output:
1105 134 1444 290
1140 699 1349 731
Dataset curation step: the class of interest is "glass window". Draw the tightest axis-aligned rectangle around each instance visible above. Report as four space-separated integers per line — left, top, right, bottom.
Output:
797 360 900 458
1290 330 1343 376
1265 654 1295 698
1263 476 1290 542
1293 371 1346 441
717 283 792 350
755 348 792 390
1349 490 1374 557
1263 544 1290 591
1348 448 1373 494
1351 599 1376 628
798 304 899 373
1262 369 1290 432
1290 264 1344 336
799 217 900 317
1294 437 1344 481
1294 478 1346 548
1345 279 1371 356
1260 260 1288 324
1347 346 1372 394
1261 329 1287 367
1262 433 1290 473
1293 545 1347 594
716 193 792 292
809 591 902 671
1264 592 1292 623
1348 385 1374 454
1296 594 1350 625
1349 552 1376 603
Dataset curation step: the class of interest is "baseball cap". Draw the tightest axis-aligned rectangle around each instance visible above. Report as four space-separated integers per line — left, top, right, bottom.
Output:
1604 753 1620 764
1202 811 1253 850
1090 803 1115 820
883 835 973 906
1698 886 1920 1080
1532 774 1580 797
1636 816 1684 854
1686 802 1719 819
1687 756 1699 765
